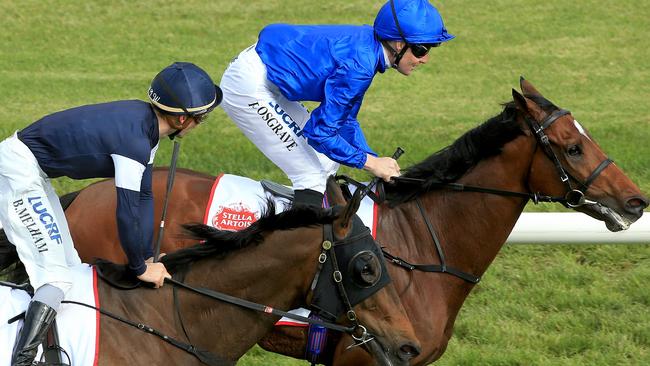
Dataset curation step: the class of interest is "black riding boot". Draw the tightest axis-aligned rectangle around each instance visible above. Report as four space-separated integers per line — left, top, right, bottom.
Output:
293 189 324 208
11 301 57 366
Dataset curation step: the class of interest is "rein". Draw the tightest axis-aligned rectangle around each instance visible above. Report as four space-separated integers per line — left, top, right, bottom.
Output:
1 270 360 366
1 218 380 366
339 108 613 285
164 277 356 334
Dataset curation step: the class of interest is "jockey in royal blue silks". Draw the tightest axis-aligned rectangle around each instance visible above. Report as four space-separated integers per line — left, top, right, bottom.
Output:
220 0 454 207
0 62 222 366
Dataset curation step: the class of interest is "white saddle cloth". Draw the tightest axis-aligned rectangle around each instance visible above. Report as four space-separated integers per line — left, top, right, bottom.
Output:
0 264 98 366
204 174 379 326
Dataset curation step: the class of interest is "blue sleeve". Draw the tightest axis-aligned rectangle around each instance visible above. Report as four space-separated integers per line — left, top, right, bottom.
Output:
303 63 375 169
139 164 154 260
340 100 377 159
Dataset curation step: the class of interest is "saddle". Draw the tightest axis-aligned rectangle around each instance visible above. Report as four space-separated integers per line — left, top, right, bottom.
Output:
94 259 151 290
260 180 294 201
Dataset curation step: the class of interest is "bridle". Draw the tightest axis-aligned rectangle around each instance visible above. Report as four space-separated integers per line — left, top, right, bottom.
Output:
340 107 614 285
523 108 613 208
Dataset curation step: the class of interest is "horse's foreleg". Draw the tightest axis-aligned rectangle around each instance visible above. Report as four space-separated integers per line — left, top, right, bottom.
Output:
258 326 309 359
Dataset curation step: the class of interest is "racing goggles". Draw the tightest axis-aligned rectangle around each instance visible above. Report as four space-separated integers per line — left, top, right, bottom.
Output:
409 43 440 58
193 112 210 124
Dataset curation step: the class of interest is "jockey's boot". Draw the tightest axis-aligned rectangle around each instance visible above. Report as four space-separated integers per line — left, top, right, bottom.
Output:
11 301 56 366
293 189 324 208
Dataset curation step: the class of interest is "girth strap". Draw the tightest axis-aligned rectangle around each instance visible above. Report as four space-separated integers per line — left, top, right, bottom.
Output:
42 319 69 366
61 300 234 366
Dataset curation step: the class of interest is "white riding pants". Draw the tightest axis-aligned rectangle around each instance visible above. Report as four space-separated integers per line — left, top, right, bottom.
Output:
220 45 339 193
0 133 81 294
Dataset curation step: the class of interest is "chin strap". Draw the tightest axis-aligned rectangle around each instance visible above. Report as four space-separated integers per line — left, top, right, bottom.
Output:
382 41 406 69
168 129 181 140
387 0 409 68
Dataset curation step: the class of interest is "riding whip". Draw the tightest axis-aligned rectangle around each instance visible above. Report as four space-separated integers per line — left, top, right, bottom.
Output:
153 140 181 262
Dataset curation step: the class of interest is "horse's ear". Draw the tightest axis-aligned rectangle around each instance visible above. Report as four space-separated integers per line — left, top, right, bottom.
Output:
332 187 362 239
519 76 544 98
512 88 545 122
325 175 346 207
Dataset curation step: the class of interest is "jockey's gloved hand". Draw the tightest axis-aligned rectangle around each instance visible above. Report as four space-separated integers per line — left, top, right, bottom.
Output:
363 154 401 182
137 262 171 288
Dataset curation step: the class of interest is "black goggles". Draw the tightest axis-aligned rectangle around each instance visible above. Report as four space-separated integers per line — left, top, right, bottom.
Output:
192 112 210 124
409 43 440 58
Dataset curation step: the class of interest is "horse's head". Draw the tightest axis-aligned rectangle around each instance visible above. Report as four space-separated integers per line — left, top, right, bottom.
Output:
310 177 421 365
513 78 648 231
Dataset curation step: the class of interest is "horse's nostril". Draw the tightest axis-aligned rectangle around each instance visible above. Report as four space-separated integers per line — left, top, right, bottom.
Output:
398 342 421 361
626 196 649 215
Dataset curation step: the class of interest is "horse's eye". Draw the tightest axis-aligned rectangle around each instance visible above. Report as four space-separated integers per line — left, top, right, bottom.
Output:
567 145 582 157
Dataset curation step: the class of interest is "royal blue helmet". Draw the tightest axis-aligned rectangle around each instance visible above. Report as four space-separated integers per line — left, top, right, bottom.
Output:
148 62 222 116
374 0 454 44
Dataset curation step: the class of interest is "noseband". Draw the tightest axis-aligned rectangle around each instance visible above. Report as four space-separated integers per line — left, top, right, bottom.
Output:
524 108 613 208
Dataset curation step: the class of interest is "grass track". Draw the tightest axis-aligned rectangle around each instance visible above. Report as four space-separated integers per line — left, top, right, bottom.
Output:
1 1 649 364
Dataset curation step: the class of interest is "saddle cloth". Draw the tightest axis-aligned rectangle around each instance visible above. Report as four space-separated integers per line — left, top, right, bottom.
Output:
204 174 379 326
0 264 99 366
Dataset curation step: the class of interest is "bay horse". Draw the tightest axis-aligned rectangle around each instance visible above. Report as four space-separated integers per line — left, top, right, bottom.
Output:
2 180 420 365
1 78 648 365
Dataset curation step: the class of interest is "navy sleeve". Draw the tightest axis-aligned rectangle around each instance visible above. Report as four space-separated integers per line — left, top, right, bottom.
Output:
115 187 147 275
139 164 154 260
111 153 147 275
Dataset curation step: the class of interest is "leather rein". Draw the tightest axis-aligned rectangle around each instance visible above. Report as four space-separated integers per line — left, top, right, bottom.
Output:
34 221 374 366
342 108 613 285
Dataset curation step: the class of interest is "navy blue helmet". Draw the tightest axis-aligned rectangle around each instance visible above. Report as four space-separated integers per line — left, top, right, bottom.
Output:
148 62 222 116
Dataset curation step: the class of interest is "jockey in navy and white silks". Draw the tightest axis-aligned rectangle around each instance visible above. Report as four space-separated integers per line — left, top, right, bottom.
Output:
0 62 221 366
16 100 160 277
220 0 454 206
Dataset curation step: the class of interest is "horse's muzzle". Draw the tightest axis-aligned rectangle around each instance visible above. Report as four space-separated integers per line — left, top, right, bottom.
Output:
624 195 649 219
367 336 421 366
397 340 421 361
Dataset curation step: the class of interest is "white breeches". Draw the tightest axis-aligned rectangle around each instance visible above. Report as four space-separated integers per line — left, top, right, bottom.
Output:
0 133 81 294
219 45 339 193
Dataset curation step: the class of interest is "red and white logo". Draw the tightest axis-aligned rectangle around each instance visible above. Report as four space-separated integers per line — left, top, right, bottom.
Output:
211 202 259 231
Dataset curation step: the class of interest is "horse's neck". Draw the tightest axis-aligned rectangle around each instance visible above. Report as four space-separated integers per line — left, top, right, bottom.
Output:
420 135 533 275
178 228 322 358
375 136 535 362
381 135 535 283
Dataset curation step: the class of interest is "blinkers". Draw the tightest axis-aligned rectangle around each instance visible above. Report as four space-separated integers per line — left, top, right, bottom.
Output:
309 214 391 321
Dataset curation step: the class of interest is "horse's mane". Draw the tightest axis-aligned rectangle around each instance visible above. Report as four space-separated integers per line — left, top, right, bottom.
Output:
385 94 557 205
161 200 337 272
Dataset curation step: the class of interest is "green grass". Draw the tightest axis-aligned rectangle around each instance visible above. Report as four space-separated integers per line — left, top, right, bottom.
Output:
1 0 649 365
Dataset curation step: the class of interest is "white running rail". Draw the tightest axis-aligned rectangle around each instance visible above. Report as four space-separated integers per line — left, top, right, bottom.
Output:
507 212 650 244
